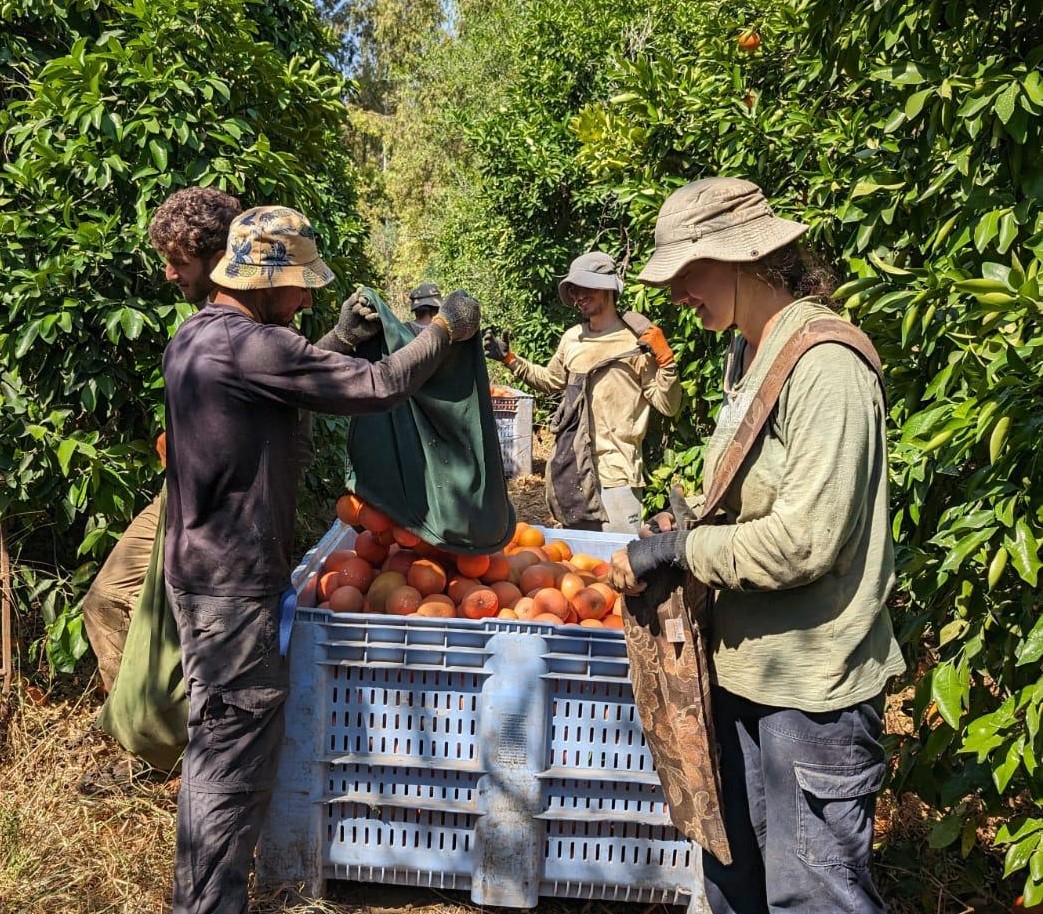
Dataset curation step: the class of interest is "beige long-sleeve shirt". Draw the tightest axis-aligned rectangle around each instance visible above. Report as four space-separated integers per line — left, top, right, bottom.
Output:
684 299 905 712
508 317 682 488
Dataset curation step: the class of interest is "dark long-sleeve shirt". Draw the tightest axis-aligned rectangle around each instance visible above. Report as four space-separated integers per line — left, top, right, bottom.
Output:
162 303 448 596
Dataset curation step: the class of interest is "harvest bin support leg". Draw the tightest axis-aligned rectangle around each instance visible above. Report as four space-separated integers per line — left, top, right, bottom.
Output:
256 614 325 896
472 632 549 907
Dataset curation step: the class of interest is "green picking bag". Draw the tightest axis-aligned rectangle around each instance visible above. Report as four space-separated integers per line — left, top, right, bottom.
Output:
344 289 515 553
96 489 187 771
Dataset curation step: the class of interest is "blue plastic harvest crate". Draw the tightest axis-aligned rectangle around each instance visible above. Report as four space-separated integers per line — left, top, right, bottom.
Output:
256 525 707 911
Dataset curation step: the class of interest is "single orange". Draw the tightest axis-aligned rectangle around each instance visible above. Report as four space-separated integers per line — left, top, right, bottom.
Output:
519 564 555 596
532 587 569 620
339 557 375 594
572 586 610 621
336 492 365 526
480 552 511 583
386 585 423 616
456 553 491 578
490 580 523 609
329 585 365 614
323 549 358 574
359 503 392 534
354 530 389 565
460 587 500 620
558 572 586 602
516 526 545 548
416 594 456 617
408 559 448 596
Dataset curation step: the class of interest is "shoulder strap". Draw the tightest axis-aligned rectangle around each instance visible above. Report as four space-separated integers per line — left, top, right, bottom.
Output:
698 318 884 520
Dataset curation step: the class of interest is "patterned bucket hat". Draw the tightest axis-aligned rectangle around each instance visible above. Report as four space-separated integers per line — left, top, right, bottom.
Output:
638 177 808 286
210 205 335 290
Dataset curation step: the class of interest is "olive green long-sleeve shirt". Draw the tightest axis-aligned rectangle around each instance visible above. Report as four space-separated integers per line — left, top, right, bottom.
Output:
684 299 905 712
508 317 681 488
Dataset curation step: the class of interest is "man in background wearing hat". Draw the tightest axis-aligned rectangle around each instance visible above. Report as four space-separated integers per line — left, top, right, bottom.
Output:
408 281 442 327
483 251 680 532
163 204 480 914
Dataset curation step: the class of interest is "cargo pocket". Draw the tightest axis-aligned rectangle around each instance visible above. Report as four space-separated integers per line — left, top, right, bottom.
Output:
794 759 885 869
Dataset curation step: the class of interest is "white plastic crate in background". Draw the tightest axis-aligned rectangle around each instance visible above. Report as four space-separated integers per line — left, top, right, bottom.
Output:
491 385 534 478
257 524 708 913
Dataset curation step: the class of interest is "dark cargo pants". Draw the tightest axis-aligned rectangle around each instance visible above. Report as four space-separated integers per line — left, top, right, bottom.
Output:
167 586 289 914
703 686 888 914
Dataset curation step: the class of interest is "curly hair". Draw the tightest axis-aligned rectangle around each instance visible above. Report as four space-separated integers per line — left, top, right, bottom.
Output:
742 240 839 300
147 187 241 261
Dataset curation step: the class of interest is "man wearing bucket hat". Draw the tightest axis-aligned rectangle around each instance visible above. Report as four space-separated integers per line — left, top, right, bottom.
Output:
408 281 442 327
482 251 680 532
162 204 480 914
610 177 904 914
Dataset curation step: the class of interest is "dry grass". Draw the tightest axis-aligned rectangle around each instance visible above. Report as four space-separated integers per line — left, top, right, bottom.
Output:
0 682 177 914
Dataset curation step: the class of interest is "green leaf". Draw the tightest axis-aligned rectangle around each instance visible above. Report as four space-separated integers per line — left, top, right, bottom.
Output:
120 308 145 340
928 813 963 849
931 662 966 728
904 88 933 120
1018 616 1043 667
148 138 168 170
996 82 1021 124
939 527 997 573
1006 519 1042 587
56 438 77 476
994 738 1024 793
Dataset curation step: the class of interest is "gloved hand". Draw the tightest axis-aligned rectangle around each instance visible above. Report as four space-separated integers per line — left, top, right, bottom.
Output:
432 289 481 342
639 325 676 368
625 529 690 581
334 289 382 351
482 327 513 363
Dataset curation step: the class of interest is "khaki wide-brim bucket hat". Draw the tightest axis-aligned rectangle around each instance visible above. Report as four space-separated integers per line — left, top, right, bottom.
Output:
211 205 335 290
638 177 809 286
557 251 624 305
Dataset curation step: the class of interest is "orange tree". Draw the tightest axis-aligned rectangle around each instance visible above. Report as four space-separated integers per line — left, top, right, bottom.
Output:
413 0 1042 903
0 0 367 672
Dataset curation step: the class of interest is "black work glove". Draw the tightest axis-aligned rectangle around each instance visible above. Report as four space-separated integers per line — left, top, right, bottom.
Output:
626 529 690 580
433 289 481 342
482 327 512 362
622 530 691 621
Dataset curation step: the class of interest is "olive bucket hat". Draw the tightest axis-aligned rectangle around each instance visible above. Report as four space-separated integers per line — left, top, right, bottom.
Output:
557 251 624 305
210 205 335 290
408 282 443 313
637 177 809 286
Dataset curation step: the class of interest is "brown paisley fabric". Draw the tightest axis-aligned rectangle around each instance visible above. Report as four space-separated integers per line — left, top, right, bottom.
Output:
622 317 884 865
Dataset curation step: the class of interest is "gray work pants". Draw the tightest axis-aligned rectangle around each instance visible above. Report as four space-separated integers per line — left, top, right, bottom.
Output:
167 586 289 914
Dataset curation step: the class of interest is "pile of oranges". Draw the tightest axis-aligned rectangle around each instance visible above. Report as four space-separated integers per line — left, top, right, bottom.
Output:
320 491 624 629
489 385 513 398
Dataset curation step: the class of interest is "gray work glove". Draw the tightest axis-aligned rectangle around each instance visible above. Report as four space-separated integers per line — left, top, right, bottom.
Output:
334 289 381 349
482 327 512 362
433 289 481 342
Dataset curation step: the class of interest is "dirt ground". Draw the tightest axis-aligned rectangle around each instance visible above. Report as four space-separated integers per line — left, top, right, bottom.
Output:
0 428 1010 914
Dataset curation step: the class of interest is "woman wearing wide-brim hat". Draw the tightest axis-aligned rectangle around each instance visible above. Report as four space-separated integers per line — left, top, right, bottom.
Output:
610 177 905 914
